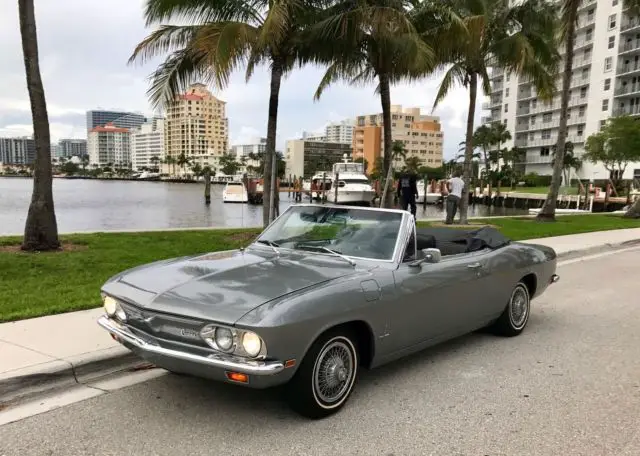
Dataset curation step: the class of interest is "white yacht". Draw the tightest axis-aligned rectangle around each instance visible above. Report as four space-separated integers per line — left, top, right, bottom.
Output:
416 179 442 204
326 156 376 205
304 171 333 199
222 181 248 203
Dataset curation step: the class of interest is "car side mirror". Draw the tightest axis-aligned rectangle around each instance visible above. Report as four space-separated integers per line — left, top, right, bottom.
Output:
409 248 442 267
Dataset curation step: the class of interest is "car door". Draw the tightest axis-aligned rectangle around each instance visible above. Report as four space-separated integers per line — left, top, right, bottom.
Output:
391 252 493 349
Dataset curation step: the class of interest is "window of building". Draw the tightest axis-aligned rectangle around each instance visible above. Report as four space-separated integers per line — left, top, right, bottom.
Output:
505 88 510 97
580 86 588 98
604 57 613 72
542 130 551 140
609 14 617 29
543 113 552 123
579 106 586 117
586 28 593 41
541 147 550 156
577 125 584 136
531 115 537 124
600 119 607 130
602 99 609 110
503 119 508 125
609 36 616 49
613 0 618 5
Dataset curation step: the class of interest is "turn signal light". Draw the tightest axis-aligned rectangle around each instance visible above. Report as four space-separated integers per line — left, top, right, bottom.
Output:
225 371 249 383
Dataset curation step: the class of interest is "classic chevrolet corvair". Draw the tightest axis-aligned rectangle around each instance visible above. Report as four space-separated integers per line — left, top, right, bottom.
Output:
97 204 559 419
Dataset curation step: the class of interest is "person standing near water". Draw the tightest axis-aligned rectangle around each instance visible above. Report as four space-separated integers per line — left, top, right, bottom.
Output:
397 170 419 219
446 171 465 224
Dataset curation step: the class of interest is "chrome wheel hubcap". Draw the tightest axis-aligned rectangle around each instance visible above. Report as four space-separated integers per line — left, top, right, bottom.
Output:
313 340 354 404
510 287 529 328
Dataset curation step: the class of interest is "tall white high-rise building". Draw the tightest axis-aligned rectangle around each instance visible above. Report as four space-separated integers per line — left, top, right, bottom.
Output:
482 0 640 181
324 120 354 144
131 118 165 171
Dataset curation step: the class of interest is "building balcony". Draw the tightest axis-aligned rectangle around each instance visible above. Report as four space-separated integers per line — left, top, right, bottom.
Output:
560 36 593 54
578 0 597 9
617 62 640 76
517 116 587 132
576 15 596 29
481 116 501 124
514 135 585 148
619 39 640 55
621 19 640 33
613 105 640 116
490 83 503 93
614 83 640 97
572 55 592 69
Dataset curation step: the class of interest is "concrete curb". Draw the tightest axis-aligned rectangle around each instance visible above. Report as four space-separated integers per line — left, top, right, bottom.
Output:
0 347 148 406
2 236 639 409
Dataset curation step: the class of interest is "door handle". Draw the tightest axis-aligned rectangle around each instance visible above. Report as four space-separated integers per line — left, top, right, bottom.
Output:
467 262 482 269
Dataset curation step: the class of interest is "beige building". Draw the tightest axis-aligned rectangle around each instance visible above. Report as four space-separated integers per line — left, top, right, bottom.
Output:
353 105 444 174
164 83 228 176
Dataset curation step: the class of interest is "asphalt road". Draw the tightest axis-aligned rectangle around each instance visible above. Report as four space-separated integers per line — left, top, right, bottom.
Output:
1 248 639 456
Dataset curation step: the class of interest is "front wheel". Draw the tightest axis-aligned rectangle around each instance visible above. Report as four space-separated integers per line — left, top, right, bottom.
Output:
491 282 531 337
287 329 359 419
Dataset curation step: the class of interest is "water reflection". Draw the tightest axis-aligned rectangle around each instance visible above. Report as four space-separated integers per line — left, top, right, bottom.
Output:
0 177 528 235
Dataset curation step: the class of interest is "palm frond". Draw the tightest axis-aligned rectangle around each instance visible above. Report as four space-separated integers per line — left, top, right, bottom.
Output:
129 25 202 66
433 63 467 111
142 0 265 28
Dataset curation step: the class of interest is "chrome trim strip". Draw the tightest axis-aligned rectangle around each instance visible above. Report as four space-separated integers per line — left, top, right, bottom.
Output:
97 316 284 375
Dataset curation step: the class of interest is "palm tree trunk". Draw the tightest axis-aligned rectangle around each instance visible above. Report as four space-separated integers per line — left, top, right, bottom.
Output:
19 0 59 251
263 60 283 227
378 72 394 208
460 73 478 225
624 195 640 218
536 8 577 222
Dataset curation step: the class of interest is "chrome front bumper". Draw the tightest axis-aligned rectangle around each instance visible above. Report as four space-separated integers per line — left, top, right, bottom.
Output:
97 315 285 376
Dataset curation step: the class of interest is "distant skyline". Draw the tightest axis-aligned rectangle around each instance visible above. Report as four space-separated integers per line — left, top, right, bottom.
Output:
0 0 483 160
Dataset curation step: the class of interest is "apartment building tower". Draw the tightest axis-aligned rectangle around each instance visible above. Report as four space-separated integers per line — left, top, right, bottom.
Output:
131 118 165 171
87 123 131 168
482 0 640 180
0 137 35 166
353 105 444 173
86 110 146 132
164 83 228 176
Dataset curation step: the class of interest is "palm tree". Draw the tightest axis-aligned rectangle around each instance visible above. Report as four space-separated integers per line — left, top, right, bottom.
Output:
380 140 408 206
429 0 559 224
129 0 322 227
306 0 436 208
18 0 60 251
551 141 581 188
176 152 190 178
404 156 421 173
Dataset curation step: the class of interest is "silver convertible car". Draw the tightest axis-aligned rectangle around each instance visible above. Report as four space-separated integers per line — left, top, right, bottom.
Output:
97 204 559 419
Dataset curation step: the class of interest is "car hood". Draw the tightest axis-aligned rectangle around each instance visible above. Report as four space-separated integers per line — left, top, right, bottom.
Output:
102 247 364 324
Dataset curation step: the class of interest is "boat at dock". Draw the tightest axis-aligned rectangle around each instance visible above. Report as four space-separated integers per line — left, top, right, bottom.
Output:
416 179 443 204
325 156 376 205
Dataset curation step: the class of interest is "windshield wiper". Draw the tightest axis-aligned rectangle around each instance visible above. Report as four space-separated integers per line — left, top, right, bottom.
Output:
256 239 280 254
296 244 356 266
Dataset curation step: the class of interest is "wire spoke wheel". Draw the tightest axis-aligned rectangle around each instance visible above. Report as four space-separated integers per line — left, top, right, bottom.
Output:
509 285 530 330
312 339 355 405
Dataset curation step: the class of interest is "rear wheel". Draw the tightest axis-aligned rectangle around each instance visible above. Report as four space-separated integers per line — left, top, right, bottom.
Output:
287 328 359 419
491 282 531 337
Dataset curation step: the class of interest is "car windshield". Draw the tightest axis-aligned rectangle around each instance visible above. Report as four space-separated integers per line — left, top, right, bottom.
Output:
255 206 403 261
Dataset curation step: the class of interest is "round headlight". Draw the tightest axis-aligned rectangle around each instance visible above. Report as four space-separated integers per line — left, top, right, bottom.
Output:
242 332 262 357
103 296 118 316
214 327 234 351
115 307 127 321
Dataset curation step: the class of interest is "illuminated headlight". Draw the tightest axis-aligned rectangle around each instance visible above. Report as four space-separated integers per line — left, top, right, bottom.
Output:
242 332 262 357
214 327 234 351
103 296 118 316
200 324 265 358
103 295 126 321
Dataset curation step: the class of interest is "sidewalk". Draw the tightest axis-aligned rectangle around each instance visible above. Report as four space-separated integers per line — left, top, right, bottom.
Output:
2 228 640 405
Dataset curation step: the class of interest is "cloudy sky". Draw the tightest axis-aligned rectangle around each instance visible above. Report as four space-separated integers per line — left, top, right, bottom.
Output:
0 0 484 160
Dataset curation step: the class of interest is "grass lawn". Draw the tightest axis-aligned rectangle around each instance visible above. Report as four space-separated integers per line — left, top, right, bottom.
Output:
506 186 579 195
1 214 638 323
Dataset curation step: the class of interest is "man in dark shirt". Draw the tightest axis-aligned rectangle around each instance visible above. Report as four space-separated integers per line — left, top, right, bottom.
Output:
396 171 419 218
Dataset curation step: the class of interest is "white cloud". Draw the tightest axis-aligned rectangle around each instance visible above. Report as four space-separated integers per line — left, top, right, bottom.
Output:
0 0 484 160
